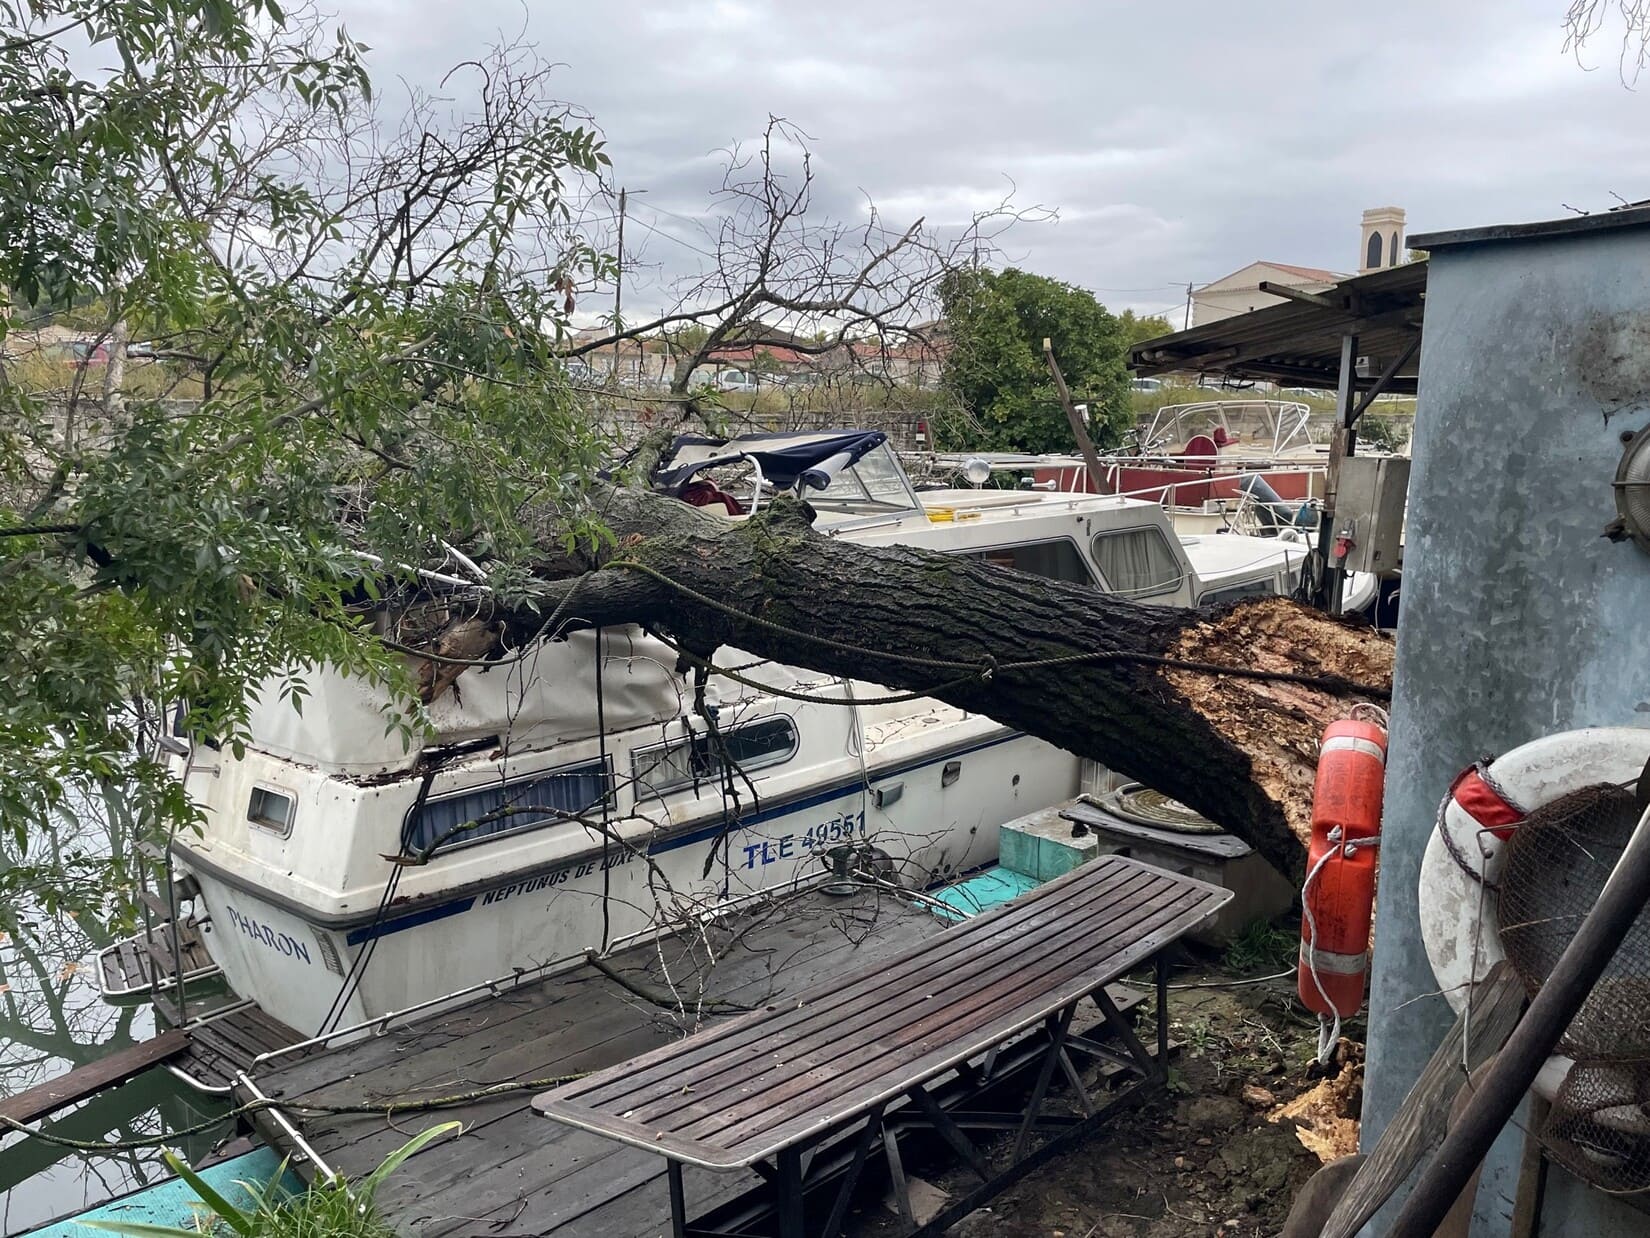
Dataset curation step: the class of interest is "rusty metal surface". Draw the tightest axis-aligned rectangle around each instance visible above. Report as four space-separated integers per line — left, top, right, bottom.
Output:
533 856 1231 1170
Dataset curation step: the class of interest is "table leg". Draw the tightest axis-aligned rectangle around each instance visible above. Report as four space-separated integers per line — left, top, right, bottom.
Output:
777 1146 805 1238
667 1159 688 1238
1156 953 1170 1063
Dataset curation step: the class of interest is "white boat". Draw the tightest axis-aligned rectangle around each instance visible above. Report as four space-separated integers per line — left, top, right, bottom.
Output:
154 431 1308 1035
919 398 1389 615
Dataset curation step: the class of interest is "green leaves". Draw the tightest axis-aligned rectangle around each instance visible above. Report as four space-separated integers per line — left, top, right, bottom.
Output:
0 2 611 924
938 266 1134 455
79 1125 457 1238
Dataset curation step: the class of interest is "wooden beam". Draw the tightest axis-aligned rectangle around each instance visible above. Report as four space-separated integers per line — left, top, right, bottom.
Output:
0 1029 189 1125
1042 338 1108 493
1137 301 1423 376
1257 281 1340 309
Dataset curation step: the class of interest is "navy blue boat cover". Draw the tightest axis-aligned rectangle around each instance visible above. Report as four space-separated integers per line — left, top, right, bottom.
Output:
653 430 888 493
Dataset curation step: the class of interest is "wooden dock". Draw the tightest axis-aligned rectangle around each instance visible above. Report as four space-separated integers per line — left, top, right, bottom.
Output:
535 857 1228 1238
237 882 1168 1237
243 889 954 1235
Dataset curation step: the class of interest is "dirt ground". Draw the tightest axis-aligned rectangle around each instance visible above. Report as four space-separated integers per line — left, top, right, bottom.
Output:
856 934 1365 1238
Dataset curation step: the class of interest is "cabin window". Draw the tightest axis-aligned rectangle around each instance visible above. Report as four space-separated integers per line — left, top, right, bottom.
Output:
1091 527 1183 597
248 786 296 836
1198 578 1275 606
967 538 1094 585
403 758 613 855
633 716 799 798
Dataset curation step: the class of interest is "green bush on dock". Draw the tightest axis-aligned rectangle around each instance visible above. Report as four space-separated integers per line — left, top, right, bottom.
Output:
80 1123 459 1238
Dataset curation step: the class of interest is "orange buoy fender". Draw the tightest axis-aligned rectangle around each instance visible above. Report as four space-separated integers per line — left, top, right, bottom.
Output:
1298 717 1387 1019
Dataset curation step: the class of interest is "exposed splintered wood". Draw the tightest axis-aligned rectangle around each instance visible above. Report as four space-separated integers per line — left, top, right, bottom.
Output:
1164 601 1397 856
1317 961 1525 1238
413 491 1395 880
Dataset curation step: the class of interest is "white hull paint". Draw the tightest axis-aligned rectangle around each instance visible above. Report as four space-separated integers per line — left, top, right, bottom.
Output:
179 722 1075 1034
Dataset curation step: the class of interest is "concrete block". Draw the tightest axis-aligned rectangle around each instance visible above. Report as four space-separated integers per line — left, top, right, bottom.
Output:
1038 827 1099 880
997 823 1040 879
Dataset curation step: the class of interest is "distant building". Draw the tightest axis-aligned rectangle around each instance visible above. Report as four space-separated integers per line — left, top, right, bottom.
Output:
1190 261 1340 327
1359 206 1407 274
1189 206 1409 326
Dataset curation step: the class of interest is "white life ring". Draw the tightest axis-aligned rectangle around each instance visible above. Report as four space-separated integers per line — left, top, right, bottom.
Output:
1418 726 1650 1101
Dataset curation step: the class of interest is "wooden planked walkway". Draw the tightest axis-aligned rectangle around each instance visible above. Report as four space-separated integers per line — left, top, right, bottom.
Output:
97 917 218 998
0 1031 190 1125
248 888 954 1237
177 1006 305 1090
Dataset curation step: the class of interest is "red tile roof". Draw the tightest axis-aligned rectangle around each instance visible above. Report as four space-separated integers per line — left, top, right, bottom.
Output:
1260 261 1340 282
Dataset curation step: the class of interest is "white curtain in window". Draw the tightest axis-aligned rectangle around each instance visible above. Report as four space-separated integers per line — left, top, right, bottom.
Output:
1092 530 1180 596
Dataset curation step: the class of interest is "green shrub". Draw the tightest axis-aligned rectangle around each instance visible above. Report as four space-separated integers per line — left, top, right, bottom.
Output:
81 1122 458 1238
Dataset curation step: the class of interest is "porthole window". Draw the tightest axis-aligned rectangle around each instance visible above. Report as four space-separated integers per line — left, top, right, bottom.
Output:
248 786 296 837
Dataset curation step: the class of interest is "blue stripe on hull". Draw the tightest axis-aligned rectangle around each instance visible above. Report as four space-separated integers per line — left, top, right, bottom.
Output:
338 729 1028 946
344 895 476 947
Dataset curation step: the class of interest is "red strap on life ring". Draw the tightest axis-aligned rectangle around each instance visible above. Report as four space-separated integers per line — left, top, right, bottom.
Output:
1449 764 1524 841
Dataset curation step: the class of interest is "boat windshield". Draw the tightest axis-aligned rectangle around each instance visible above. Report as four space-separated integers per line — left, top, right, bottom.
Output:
1138 400 1322 458
807 442 923 512
660 436 923 515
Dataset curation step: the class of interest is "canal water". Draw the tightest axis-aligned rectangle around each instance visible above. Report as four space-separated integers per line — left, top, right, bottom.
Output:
1 813 232 1235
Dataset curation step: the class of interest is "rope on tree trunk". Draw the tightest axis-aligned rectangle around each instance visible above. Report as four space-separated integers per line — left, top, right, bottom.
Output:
612 559 1391 700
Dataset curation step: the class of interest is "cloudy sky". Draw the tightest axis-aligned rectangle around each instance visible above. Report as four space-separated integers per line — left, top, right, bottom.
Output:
339 0 1648 322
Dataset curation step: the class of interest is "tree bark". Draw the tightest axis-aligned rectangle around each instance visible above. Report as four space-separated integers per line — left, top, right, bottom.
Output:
454 491 1393 882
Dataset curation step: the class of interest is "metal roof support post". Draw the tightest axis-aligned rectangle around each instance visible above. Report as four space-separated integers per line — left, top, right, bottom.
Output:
1317 332 1359 611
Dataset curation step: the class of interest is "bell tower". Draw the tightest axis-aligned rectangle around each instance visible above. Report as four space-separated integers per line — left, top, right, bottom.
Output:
1360 206 1407 274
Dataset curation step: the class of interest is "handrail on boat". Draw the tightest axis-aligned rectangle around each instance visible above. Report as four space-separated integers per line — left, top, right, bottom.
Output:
234 1069 340 1183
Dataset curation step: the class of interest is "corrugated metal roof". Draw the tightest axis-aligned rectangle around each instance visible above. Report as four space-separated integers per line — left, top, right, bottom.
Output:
1410 203 1650 252
1129 260 1428 394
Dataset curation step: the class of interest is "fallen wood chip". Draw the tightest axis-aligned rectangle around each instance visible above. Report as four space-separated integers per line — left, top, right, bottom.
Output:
1268 1042 1364 1163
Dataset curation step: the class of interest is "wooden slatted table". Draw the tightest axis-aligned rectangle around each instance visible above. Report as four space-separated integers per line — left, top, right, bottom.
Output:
534 855 1231 1237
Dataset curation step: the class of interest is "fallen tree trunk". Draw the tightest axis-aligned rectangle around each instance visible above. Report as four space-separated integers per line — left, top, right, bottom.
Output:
429 490 1393 881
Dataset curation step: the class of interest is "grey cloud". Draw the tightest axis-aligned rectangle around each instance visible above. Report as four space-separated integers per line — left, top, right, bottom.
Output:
339 0 1649 318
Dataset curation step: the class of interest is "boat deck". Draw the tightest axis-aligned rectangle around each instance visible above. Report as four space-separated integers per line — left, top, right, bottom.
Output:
97 916 218 999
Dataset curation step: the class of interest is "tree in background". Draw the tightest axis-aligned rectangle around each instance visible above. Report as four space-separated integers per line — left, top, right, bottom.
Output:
1117 309 1174 350
1564 0 1650 82
938 267 1131 454
0 1 1391 936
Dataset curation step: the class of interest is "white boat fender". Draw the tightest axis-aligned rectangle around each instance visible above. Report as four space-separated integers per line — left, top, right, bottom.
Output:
1418 726 1650 1101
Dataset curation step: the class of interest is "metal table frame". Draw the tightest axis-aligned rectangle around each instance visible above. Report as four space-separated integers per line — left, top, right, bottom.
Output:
665 956 1172 1238
535 857 1230 1238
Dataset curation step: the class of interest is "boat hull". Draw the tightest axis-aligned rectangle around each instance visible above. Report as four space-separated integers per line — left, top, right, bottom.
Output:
178 730 1078 1035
